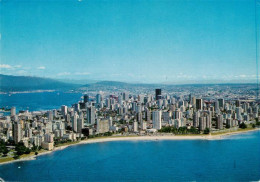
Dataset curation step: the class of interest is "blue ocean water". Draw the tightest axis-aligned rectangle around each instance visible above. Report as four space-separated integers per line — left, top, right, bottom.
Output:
0 131 259 181
0 92 82 112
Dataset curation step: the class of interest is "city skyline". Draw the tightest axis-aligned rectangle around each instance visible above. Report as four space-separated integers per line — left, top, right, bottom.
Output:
1 0 260 84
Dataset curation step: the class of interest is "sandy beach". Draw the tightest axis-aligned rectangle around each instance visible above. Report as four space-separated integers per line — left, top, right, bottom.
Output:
0 128 259 165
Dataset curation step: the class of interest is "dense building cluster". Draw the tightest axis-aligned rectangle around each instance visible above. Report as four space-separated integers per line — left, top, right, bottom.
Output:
0 88 259 151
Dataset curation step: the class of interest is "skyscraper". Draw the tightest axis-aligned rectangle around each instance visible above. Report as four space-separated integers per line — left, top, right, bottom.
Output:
11 107 16 117
72 113 78 132
96 94 102 107
84 94 89 103
155 89 162 100
218 98 225 108
87 106 96 125
13 121 22 144
61 105 67 117
196 99 203 110
217 115 223 129
152 110 162 129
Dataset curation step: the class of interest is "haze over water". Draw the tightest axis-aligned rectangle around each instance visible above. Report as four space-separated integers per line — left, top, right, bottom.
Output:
0 131 259 181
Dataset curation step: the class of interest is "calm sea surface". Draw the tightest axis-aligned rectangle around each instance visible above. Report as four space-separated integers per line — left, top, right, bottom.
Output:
0 131 260 181
0 92 82 112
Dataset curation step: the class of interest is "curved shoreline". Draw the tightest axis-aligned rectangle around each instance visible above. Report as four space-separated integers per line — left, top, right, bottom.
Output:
0 128 259 165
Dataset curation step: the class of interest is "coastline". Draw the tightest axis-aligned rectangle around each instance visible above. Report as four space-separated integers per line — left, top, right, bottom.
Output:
0 128 259 165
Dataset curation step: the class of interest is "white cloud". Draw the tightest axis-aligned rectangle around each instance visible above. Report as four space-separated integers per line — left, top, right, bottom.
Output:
57 72 71 76
14 65 22 68
75 72 90 75
37 66 46 70
0 64 12 69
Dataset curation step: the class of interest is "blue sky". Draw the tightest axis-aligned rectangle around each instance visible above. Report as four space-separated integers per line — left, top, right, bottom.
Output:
1 0 260 83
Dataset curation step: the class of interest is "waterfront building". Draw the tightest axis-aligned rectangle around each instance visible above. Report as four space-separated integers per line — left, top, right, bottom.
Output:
217 115 224 130
97 119 109 133
152 110 162 129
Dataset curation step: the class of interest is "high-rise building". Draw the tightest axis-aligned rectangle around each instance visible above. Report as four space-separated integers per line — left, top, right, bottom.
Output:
97 119 109 133
235 100 240 107
217 115 223 129
72 113 78 132
122 92 129 101
77 117 84 133
11 107 16 117
87 106 96 125
193 111 200 127
152 110 162 129
13 121 22 144
199 116 206 131
96 94 102 107
47 110 53 121
145 108 151 122
44 133 54 143
84 94 89 103
155 89 162 100
196 99 203 110
61 105 67 117
218 98 225 108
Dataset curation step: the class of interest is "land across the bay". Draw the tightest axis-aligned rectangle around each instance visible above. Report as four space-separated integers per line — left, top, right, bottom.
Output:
0 127 259 165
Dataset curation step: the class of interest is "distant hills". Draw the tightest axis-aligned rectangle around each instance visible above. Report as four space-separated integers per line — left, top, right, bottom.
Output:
0 74 79 92
0 74 257 92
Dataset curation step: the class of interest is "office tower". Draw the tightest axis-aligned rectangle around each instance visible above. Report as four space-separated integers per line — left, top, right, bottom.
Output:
217 115 223 129
97 119 109 133
145 108 151 122
44 133 54 143
47 110 53 121
136 104 142 113
74 103 80 112
196 99 203 110
193 111 200 127
215 101 219 113
199 116 206 131
13 121 22 144
235 100 240 107
53 109 58 118
206 114 212 129
61 105 68 116
84 94 89 103
192 96 196 106
87 106 96 125
137 112 142 123
218 98 225 108
96 94 102 106
155 89 162 100
77 117 84 133
72 113 78 132
152 110 162 129
189 94 192 103
106 98 111 108
11 107 16 117
123 92 129 101
236 107 242 120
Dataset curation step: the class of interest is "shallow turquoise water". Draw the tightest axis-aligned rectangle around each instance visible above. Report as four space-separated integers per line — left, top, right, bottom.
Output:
0 131 260 181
